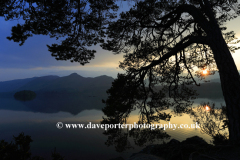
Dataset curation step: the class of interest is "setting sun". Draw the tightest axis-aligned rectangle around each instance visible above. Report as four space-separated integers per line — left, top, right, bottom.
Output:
205 105 210 111
202 69 208 75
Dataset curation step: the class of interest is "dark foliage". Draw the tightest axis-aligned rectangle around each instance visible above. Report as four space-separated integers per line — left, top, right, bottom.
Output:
0 132 32 160
14 90 36 101
0 133 65 160
1 0 118 65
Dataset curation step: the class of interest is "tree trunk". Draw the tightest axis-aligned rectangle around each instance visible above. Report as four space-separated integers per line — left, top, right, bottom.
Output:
209 27 240 145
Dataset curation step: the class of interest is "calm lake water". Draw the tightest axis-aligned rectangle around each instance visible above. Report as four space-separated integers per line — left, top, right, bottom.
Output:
0 94 225 160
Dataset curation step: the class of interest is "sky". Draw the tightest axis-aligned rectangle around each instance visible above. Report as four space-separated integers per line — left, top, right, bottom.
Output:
0 17 126 81
1 2 240 82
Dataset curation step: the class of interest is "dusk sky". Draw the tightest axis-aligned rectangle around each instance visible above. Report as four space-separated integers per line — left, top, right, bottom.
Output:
0 17 125 82
1 6 240 82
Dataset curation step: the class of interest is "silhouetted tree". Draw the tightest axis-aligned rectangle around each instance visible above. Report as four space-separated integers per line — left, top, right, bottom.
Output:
101 0 240 145
0 133 65 160
0 132 32 160
2 0 240 144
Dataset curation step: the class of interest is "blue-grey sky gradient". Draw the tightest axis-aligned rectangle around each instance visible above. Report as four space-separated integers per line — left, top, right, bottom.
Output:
1 3 240 81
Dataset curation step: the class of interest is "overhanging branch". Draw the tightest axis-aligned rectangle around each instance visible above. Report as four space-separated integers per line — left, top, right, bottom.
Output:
155 4 211 34
135 36 210 73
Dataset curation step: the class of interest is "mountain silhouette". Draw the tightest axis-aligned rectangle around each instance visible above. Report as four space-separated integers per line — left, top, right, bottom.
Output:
0 73 223 99
0 77 37 92
0 74 114 115
16 75 60 92
0 74 224 115
0 73 114 95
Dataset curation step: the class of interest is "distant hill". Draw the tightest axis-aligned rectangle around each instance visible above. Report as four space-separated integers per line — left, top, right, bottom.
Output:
16 75 60 91
0 73 224 99
17 73 114 94
0 74 225 115
0 73 115 115
0 77 37 92
0 73 114 98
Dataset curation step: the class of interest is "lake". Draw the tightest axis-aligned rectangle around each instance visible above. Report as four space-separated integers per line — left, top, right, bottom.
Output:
0 94 226 160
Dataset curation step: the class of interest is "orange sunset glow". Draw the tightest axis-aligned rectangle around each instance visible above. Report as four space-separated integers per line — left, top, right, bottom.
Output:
205 105 210 111
202 69 208 75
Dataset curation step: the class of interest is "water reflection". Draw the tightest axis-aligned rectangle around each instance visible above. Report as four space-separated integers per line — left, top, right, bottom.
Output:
0 93 105 115
101 97 227 152
0 93 227 159
0 109 136 160
189 102 229 145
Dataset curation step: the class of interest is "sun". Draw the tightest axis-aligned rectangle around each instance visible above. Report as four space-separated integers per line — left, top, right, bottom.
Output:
202 69 208 75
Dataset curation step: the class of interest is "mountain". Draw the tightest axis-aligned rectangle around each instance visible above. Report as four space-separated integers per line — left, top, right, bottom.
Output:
37 73 92 92
0 73 114 115
0 73 114 98
0 77 37 92
0 73 224 99
0 74 224 115
16 75 60 91
16 73 114 94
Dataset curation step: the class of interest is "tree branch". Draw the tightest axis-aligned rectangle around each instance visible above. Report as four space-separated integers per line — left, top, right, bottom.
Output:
155 4 211 34
135 36 210 73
